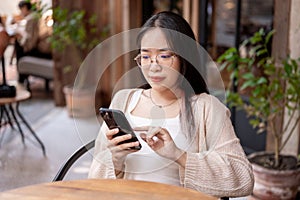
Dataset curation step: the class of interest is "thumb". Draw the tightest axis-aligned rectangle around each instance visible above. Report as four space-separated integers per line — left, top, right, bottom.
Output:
140 133 147 141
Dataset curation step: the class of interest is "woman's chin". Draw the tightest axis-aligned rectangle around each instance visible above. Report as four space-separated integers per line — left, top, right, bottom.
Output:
150 84 173 92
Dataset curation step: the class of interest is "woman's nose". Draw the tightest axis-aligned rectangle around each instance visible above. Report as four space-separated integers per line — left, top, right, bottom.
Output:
149 59 162 71
150 57 158 64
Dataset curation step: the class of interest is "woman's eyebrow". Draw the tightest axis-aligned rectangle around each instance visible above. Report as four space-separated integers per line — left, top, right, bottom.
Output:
158 48 171 52
140 48 171 52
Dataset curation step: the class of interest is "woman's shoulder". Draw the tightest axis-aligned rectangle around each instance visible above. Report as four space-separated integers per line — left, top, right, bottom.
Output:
191 93 229 112
191 92 222 103
110 88 143 109
113 88 143 99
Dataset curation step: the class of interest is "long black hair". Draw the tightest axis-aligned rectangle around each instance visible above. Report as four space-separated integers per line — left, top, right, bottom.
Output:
137 11 209 138
137 11 209 96
18 0 32 10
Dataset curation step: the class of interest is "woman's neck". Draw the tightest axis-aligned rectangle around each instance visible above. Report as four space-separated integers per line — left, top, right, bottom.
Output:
150 88 182 105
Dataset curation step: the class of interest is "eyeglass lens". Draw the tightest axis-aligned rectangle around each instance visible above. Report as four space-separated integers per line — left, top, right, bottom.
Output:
135 53 174 68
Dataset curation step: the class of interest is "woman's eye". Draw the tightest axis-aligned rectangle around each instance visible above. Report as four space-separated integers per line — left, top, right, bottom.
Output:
159 54 172 59
141 55 150 59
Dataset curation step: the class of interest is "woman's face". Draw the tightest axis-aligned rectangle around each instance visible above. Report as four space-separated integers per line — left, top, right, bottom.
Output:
20 6 30 17
140 28 181 92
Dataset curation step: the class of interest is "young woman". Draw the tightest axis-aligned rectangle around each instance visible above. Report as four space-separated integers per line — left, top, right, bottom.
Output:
89 11 254 198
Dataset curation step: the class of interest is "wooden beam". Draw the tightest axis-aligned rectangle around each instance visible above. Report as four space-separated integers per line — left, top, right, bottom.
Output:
191 0 199 39
271 0 291 62
269 0 300 156
267 0 291 153
289 0 300 58
210 0 217 59
284 0 300 156
183 0 191 24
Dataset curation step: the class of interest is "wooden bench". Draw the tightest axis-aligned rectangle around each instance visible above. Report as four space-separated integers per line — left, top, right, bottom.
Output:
17 56 54 91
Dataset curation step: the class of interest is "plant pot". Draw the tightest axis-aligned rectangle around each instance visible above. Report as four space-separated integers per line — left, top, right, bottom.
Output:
248 152 300 200
63 85 96 118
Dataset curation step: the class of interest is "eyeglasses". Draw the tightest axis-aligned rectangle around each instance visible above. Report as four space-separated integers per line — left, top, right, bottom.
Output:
134 52 177 68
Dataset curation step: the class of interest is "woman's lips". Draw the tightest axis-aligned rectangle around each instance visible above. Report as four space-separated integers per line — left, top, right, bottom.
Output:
149 76 165 82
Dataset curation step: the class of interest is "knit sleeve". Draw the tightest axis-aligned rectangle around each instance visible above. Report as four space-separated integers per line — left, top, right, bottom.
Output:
88 124 117 179
88 89 135 179
180 95 254 198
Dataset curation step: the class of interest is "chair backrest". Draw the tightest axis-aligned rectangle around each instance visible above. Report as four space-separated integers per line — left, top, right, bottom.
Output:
52 139 95 182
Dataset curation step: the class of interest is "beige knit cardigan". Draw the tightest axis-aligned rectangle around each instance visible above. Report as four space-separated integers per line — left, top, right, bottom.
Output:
88 89 254 198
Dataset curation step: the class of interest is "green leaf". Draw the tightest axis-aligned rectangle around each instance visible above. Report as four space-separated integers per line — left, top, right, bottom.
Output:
217 48 237 63
242 73 255 80
256 49 268 57
252 87 261 97
258 28 265 35
239 57 251 64
265 29 275 45
249 119 260 128
257 77 267 85
240 80 256 90
219 62 229 71
251 44 263 53
284 60 292 75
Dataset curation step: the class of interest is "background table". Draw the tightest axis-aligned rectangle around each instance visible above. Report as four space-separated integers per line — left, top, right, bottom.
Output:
0 87 45 155
0 179 217 200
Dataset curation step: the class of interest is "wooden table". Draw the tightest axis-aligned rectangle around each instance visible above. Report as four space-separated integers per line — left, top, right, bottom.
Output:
0 88 30 105
0 87 45 155
0 179 217 200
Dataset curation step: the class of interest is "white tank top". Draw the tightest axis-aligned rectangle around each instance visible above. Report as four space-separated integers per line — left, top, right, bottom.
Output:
123 90 189 186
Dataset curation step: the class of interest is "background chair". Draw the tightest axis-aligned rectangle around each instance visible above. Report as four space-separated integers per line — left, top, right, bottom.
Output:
52 139 95 182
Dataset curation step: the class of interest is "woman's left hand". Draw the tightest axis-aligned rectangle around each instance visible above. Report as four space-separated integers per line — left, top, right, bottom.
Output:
134 126 186 164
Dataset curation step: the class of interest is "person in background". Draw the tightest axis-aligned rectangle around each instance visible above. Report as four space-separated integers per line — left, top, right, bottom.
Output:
14 0 52 83
88 11 254 198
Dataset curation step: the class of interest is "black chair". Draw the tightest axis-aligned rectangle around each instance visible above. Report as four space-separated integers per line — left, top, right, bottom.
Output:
52 139 95 182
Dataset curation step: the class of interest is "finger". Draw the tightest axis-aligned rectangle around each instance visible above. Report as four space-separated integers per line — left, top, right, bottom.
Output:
140 132 155 146
106 128 119 140
118 141 140 151
146 137 155 145
150 127 172 141
140 133 147 141
147 126 163 139
112 134 132 145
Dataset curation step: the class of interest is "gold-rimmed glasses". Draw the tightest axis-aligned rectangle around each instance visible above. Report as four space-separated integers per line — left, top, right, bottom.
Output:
134 52 177 68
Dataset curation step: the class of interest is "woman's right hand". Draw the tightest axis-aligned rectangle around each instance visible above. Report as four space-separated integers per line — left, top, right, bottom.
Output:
106 128 140 171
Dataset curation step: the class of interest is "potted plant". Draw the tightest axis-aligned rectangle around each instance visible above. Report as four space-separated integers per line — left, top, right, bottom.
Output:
49 7 108 117
217 29 300 199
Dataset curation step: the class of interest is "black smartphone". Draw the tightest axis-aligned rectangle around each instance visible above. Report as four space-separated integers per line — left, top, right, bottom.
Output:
99 108 142 150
